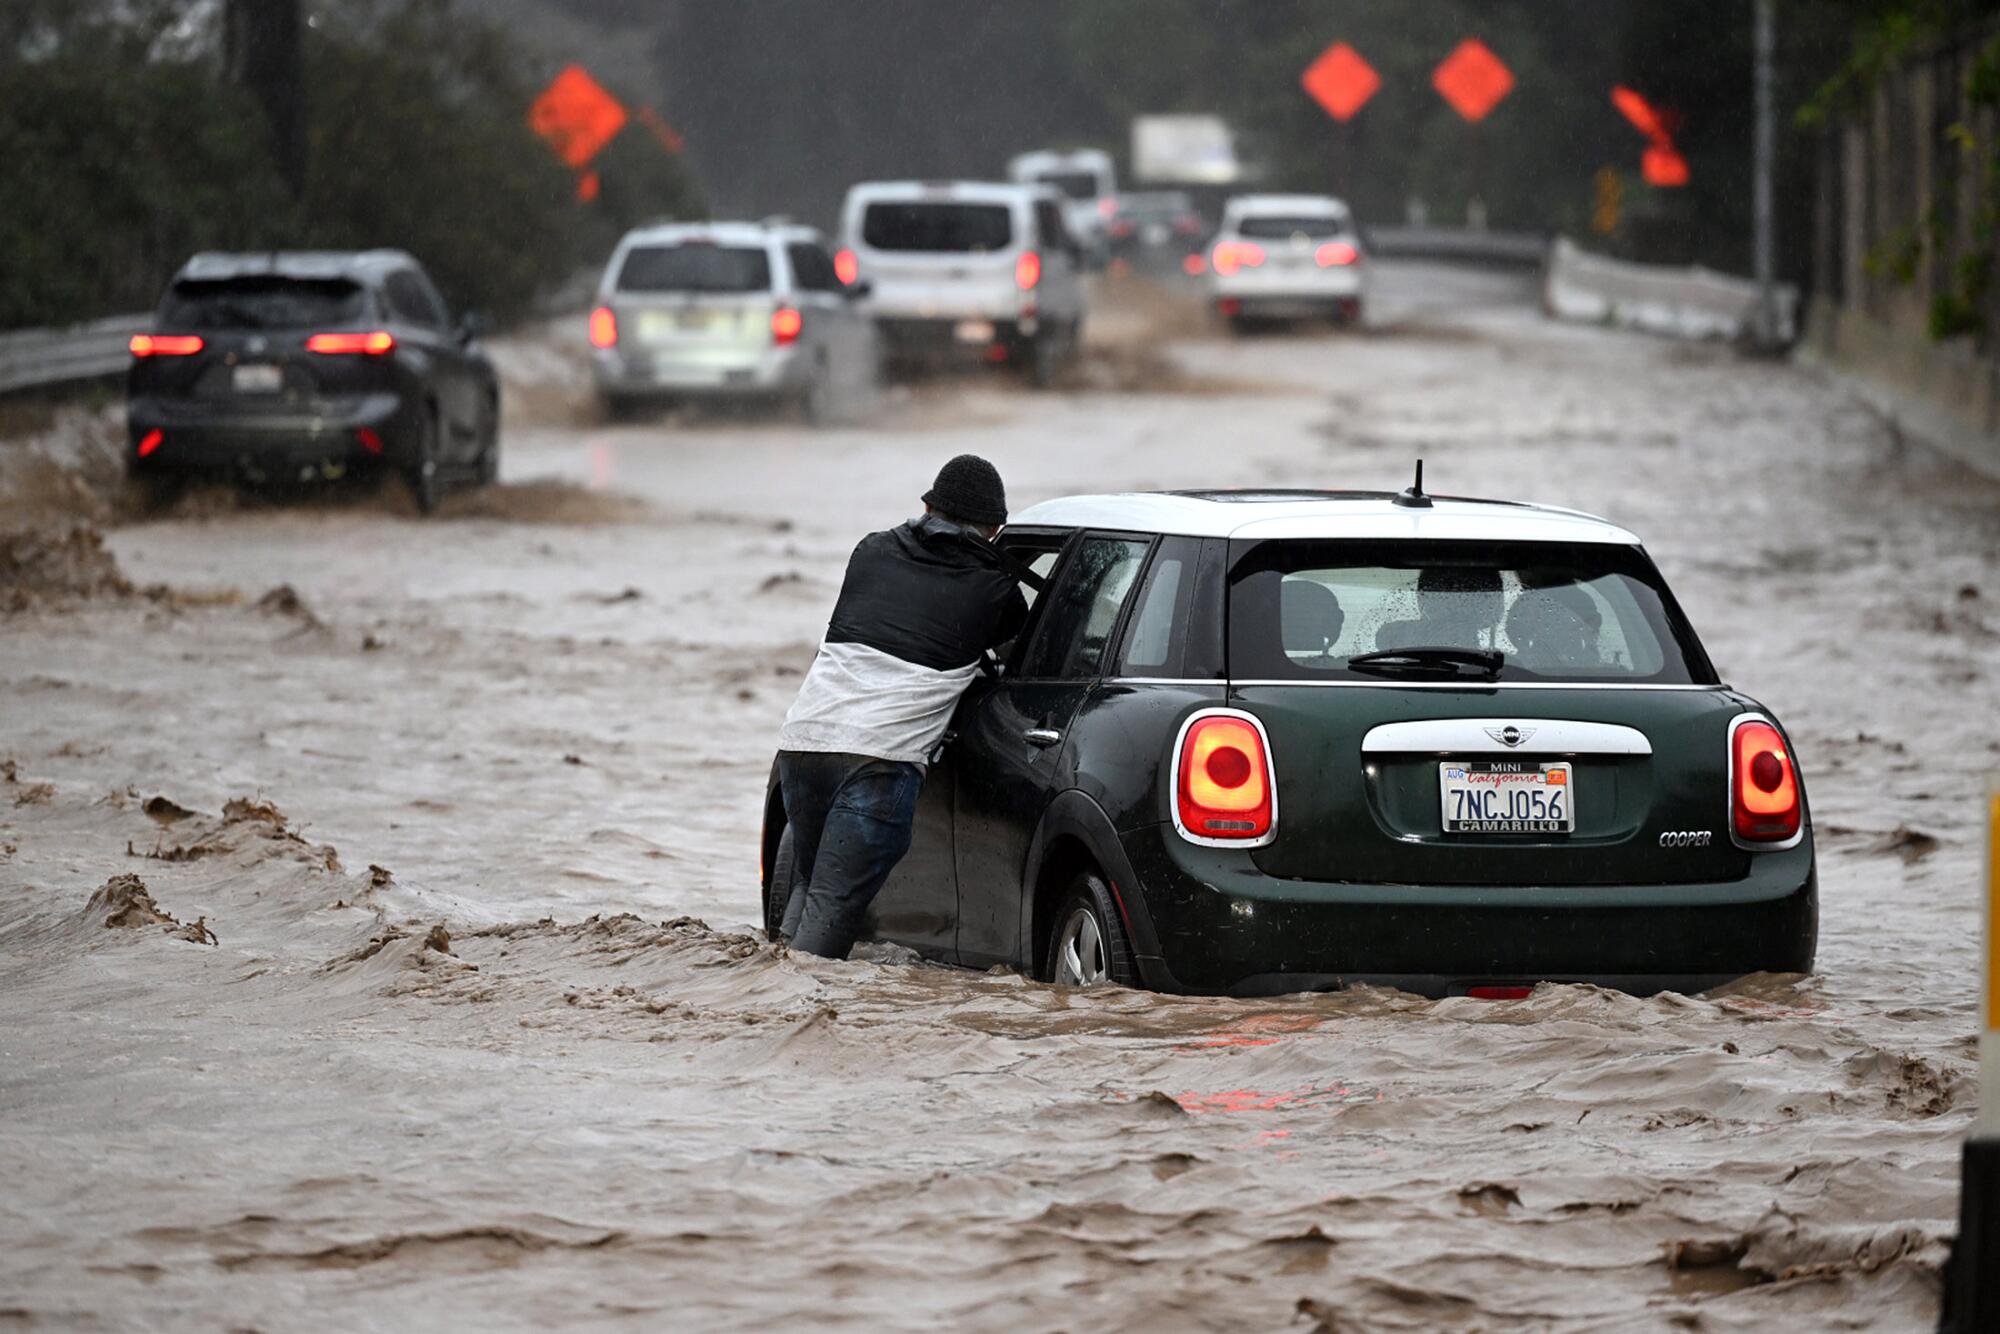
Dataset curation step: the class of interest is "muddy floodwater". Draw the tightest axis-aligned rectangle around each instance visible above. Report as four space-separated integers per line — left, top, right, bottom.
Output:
0 266 1992 1330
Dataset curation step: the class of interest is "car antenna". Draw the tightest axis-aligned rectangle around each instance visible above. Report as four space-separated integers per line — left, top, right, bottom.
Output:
1393 458 1432 509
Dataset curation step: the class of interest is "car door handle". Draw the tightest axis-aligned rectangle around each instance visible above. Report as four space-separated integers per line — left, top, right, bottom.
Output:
1024 728 1062 747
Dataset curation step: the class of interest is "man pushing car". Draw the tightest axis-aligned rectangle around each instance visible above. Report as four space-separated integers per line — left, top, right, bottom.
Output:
773 455 1028 958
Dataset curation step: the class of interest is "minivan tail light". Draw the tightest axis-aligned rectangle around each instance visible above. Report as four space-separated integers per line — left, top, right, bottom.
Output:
770 306 803 345
1315 241 1360 267
1731 716 1800 844
1015 251 1042 291
833 249 859 285
306 330 396 355
129 334 204 357
1175 711 1275 844
589 306 617 349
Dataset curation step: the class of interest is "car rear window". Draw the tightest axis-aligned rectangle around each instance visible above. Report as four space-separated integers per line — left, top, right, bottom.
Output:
1035 171 1101 200
861 202 1013 253
1236 215 1347 240
160 277 367 330
1227 539 1715 684
617 244 772 293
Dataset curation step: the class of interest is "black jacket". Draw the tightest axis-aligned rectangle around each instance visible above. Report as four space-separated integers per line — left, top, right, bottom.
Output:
824 516 1029 671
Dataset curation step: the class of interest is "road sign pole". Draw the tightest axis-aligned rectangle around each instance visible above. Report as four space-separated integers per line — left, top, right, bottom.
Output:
1750 0 1780 348
1941 780 2000 1331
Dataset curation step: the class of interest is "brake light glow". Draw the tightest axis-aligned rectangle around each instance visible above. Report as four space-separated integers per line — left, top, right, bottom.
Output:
1175 711 1275 844
1210 241 1265 276
833 249 859 285
1097 197 1118 218
136 428 164 457
770 306 803 345
1182 253 1207 276
129 334 203 357
588 306 617 350
305 330 396 355
1015 251 1041 290
1468 985 1534 1001
355 427 384 455
1315 241 1360 267
1731 717 1800 844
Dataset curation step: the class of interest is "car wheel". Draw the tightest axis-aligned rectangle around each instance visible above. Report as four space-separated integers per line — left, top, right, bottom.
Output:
801 358 833 427
406 403 442 515
765 822 798 941
1028 325 1067 390
1043 869 1137 988
475 394 500 485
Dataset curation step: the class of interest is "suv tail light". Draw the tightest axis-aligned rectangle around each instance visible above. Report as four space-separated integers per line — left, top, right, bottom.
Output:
1315 241 1359 267
305 330 396 355
771 306 803 345
833 249 859 286
1175 710 1276 845
129 334 204 357
589 306 617 349
1731 716 1800 845
1211 241 1265 276
1015 251 1042 291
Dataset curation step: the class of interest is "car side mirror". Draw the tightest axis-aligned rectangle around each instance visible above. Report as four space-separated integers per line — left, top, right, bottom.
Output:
843 279 873 301
456 310 490 344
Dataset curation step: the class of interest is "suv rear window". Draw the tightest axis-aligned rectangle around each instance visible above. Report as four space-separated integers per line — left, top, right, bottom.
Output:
160 277 367 330
1236 215 1346 240
617 244 771 293
1227 540 1715 684
1035 172 1101 200
861 203 1012 253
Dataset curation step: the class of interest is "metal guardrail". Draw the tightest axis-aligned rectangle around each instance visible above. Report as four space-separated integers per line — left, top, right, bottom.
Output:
1365 226 1551 268
1544 236 1798 343
0 314 148 395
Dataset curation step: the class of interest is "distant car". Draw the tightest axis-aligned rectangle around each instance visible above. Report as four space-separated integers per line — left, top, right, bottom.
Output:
1207 194 1368 328
1107 190 1208 267
125 250 497 513
836 180 1086 387
1007 148 1117 266
589 219 871 423
762 487 1816 998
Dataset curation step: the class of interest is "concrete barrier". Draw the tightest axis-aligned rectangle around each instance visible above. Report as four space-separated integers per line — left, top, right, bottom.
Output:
0 314 148 396
1543 237 1797 343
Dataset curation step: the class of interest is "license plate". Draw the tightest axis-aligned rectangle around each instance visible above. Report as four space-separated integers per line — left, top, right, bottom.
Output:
954 319 995 343
636 310 710 340
1439 761 1573 834
232 363 283 394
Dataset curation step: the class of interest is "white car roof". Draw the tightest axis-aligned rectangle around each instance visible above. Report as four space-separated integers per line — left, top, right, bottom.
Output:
614 221 793 248
1009 491 1639 545
1224 194 1349 216
844 180 1042 207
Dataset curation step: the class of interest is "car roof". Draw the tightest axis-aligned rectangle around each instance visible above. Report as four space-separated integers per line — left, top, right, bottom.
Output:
1008 490 1640 545
614 220 809 248
176 250 417 282
845 179 1043 207
1224 194 1349 216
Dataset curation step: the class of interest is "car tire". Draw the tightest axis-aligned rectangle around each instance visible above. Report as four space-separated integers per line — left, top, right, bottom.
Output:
801 358 833 427
765 822 798 941
1042 869 1137 988
475 393 500 485
1028 324 1069 390
406 403 442 515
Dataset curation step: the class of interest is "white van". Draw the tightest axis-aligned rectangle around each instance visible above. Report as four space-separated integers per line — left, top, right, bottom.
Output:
836 180 1086 386
1206 194 1368 328
588 219 871 422
1007 148 1117 264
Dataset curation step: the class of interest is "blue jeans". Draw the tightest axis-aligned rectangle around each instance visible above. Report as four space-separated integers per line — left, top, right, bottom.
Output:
777 751 924 959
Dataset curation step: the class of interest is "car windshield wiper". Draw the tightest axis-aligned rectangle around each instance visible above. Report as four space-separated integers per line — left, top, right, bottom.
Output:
1344 646 1505 678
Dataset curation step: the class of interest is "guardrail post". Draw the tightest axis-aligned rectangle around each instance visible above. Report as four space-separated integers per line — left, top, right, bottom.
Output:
1940 779 2000 1331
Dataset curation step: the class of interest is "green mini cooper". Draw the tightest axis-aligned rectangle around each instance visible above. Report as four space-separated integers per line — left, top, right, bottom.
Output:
762 486 1815 997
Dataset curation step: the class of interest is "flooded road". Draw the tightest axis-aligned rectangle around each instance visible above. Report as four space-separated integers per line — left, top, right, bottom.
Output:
1 264 1992 1329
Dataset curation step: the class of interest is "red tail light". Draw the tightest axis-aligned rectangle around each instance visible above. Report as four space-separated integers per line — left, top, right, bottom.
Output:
1468 986 1534 1000
306 330 396 355
136 428 164 457
1015 251 1042 290
833 249 859 286
355 427 384 455
129 334 203 357
1731 717 1800 844
1182 253 1207 276
1097 197 1118 219
770 306 803 345
588 306 617 349
1210 241 1265 276
1175 711 1275 844
1315 241 1360 267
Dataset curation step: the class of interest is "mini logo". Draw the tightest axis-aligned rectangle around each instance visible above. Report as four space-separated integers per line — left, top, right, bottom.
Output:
1485 724 1535 748
1658 830 1713 848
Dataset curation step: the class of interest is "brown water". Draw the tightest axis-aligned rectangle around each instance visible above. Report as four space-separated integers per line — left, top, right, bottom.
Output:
0 266 1988 1330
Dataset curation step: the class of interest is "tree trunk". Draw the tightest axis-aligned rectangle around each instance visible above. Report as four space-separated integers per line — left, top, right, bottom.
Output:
223 0 306 199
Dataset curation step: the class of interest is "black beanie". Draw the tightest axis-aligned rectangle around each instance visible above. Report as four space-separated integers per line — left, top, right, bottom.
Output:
922 454 1008 526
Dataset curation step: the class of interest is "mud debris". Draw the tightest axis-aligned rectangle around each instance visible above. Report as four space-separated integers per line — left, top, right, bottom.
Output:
255 584 323 629
1864 825 1942 864
0 525 132 610
87 873 212 944
143 795 195 824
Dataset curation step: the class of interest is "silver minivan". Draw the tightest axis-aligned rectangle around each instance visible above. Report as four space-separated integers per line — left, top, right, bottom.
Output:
589 220 871 422
836 181 1086 386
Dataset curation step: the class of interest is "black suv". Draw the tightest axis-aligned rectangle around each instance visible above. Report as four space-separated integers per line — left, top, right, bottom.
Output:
126 250 498 512
762 490 1817 999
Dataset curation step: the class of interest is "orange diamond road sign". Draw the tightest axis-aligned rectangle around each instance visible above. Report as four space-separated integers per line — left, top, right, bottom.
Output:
1301 42 1380 123
528 65 627 168
1432 38 1514 124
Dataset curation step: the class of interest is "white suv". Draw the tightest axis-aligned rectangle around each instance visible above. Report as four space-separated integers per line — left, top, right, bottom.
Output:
837 180 1087 386
1007 148 1117 265
1206 194 1367 328
588 220 871 422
